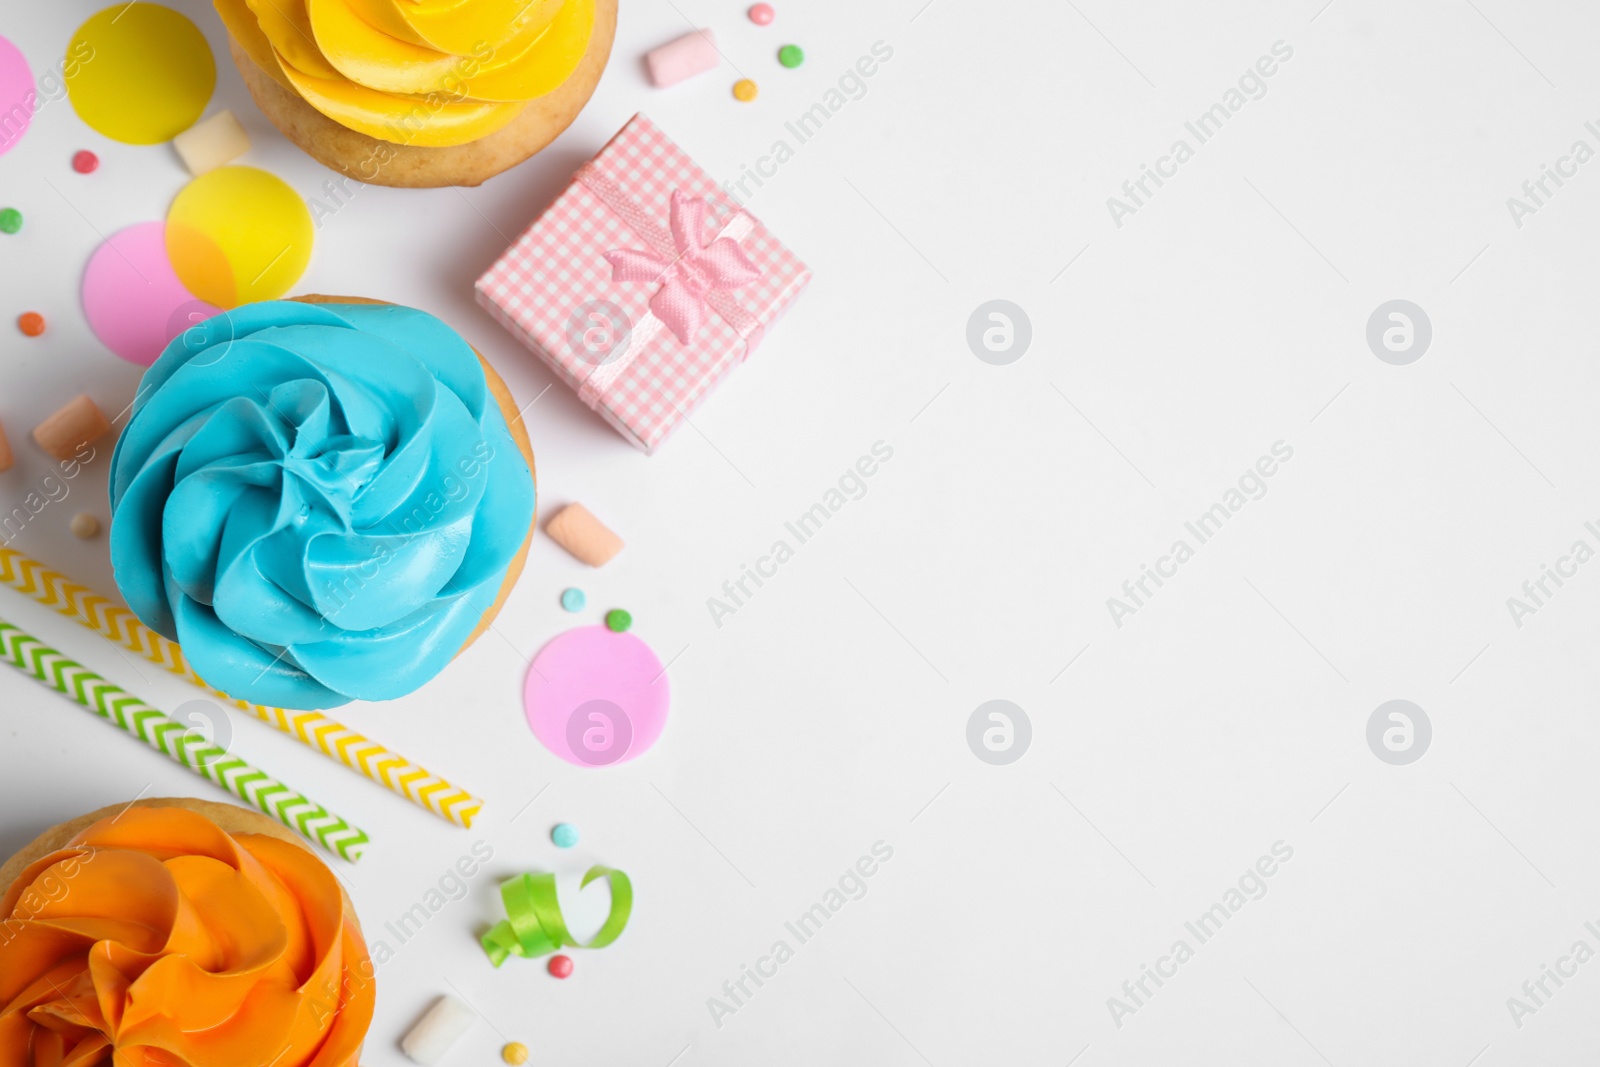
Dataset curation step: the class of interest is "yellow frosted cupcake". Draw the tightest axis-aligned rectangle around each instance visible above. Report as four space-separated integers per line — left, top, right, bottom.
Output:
215 0 617 187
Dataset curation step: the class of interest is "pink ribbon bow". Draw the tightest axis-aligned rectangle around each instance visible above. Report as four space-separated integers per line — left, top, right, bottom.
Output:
603 191 763 345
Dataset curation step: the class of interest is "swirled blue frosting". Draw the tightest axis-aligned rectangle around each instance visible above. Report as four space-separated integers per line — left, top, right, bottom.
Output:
109 301 535 710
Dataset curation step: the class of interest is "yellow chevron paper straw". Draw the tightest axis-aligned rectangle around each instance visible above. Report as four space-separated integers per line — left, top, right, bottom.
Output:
0 545 484 828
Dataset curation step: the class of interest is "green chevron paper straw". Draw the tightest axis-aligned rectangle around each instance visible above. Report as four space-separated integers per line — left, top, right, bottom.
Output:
0 618 369 863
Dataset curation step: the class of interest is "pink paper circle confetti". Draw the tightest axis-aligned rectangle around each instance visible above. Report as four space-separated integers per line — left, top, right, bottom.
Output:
525 625 670 767
83 221 220 366
0 36 36 157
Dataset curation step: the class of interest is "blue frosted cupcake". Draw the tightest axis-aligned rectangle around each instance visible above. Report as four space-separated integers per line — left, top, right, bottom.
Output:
110 296 535 710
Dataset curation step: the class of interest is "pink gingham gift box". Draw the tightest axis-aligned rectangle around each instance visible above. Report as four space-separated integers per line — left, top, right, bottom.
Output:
475 113 812 453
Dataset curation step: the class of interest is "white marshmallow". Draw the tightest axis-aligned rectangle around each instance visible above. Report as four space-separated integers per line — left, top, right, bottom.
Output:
173 110 251 177
401 995 475 1066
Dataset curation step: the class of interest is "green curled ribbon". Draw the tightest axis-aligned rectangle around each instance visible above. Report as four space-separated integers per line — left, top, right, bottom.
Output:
481 866 633 968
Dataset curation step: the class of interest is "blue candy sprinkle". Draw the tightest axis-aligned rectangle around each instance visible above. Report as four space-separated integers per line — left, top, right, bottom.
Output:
552 823 579 848
561 588 586 612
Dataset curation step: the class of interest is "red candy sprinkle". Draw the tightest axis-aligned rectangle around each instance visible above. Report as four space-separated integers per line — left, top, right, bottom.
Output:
72 151 99 174
18 312 45 337
547 954 574 979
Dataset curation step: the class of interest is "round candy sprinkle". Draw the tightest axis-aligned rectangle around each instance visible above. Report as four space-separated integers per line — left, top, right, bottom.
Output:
72 150 99 174
71 514 101 540
502 1043 529 1066
605 609 632 633
548 954 574 979
0 208 21 234
561 587 586 613
732 78 758 102
778 44 804 68
748 3 775 24
17 312 44 337
551 822 579 848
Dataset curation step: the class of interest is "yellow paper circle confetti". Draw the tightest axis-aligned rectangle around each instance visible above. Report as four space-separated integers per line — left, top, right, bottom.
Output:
67 4 216 145
167 167 313 309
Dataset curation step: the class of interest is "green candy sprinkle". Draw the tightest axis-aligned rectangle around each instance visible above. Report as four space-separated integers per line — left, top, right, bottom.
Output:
778 44 804 68
0 208 21 235
605 609 632 633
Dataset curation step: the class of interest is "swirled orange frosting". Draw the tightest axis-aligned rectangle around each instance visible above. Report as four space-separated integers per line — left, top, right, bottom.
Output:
215 0 596 146
0 806 374 1067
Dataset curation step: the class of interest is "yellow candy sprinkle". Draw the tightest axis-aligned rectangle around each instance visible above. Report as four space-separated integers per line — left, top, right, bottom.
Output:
502 1042 529 1065
733 78 759 102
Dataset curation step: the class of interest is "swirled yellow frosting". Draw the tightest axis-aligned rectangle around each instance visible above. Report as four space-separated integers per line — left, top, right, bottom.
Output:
216 0 596 146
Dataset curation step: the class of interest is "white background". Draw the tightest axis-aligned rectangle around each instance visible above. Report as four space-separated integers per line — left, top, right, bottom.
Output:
4 1 1600 1063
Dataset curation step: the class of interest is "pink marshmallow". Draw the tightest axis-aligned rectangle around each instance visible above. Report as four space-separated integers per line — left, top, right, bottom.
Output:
646 29 719 88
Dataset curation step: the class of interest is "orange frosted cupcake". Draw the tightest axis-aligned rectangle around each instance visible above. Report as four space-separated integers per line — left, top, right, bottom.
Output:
215 0 617 187
0 799 374 1067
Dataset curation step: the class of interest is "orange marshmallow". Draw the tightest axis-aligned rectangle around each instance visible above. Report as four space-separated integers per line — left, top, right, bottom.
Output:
546 503 623 567
33 395 113 461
